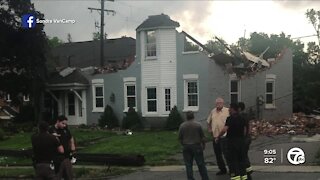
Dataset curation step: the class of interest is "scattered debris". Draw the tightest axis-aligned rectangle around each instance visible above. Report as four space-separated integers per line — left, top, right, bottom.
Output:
250 113 320 138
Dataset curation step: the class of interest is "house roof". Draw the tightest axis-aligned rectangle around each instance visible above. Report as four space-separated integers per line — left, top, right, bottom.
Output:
52 37 135 68
47 68 89 86
136 14 180 31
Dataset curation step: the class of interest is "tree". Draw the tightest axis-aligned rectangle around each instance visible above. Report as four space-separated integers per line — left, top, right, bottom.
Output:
205 37 227 55
98 105 119 129
122 107 142 130
306 9 320 64
166 106 183 130
48 36 64 48
92 32 107 40
0 0 48 122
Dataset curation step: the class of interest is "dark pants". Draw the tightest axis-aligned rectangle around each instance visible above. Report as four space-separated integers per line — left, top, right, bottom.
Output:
245 136 252 179
34 163 57 180
228 138 246 178
57 158 73 180
213 136 229 172
182 144 209 180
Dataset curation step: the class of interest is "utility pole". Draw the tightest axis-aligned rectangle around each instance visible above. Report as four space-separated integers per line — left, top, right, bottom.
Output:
88 0 115 67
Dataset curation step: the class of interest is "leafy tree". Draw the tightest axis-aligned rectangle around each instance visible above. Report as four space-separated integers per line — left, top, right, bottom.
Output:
166 106 183 130
48 36 64 48
122 107 142 130
0 0 48 122
306 8 320 64
98 105 119 129
205 37 227 55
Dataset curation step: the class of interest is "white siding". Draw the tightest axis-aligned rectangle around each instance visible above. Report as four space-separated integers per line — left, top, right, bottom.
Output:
141 29 177 116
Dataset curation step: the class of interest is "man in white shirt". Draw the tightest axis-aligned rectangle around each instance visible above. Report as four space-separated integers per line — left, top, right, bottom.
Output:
207 97 230 175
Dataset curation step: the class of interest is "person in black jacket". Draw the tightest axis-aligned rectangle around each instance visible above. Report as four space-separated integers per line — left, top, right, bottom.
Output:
32 121 64 180
49 115 76 180
239 102 253 180
215 103 248 180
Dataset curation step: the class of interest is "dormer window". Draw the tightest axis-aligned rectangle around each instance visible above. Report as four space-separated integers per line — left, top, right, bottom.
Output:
146 30 156 58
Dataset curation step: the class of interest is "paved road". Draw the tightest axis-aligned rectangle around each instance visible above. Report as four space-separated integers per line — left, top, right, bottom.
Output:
111 171 320 180
111 134 320 180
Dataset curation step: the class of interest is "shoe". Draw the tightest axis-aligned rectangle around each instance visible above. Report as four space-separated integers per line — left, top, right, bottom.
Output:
216 170 227 175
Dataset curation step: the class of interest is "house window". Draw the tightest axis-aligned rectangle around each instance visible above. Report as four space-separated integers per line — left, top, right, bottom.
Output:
67 92 75 116
265 74 276 109
123 77 137 112
165 88 171 112
147 87 157 112
92 79 104 112
23 94 30 102
230 80 240 104
183 74 199 112
146 30 156 57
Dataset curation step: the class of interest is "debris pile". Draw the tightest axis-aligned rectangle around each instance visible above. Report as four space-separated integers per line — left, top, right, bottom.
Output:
250 113 320 138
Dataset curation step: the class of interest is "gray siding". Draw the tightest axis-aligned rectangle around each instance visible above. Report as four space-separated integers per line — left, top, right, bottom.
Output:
86 60 141 125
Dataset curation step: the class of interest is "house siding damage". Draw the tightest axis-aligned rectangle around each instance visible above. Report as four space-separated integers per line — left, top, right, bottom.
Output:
45 14 293 127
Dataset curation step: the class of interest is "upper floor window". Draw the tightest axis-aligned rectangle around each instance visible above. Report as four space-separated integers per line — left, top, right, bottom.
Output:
146 31 156 57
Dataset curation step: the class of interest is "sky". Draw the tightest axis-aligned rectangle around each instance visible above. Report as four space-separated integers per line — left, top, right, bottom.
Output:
31 0 320 46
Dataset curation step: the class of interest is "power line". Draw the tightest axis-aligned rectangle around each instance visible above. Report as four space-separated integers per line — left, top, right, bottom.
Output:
291 34 317 39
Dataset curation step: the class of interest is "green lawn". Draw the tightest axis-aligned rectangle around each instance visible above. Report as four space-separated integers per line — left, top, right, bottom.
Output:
81 131 182 165
0 132 32 150
0 129 183 166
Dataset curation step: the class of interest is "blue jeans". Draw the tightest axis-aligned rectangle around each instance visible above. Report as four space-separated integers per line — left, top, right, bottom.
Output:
182 144 209 180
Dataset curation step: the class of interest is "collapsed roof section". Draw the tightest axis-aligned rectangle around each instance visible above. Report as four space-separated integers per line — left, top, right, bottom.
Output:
182 31 284 78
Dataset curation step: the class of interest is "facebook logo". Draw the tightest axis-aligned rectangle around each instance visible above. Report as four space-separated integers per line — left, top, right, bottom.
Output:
22 14 36 28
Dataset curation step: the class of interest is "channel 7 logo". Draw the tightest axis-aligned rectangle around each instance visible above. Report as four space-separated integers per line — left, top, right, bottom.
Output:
22 14 36 28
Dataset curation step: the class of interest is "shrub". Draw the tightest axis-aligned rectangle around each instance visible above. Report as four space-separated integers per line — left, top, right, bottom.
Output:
122 107 142 130
98 105 119 129
166 106 183 130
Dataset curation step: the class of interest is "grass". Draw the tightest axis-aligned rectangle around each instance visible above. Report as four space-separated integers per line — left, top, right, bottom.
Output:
0 128 186 166
0 156 32 166
81 131 182 165
0 132 33 150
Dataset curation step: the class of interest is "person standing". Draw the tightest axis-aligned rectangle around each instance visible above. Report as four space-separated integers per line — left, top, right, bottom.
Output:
215 103 248 180
178 111 209 180
207 97 230 175
49 115 76 180
238 102 253 180
32 121 64 180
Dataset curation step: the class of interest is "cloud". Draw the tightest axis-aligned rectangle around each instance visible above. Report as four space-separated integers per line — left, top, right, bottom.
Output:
32 1 213 42
273 0 320 10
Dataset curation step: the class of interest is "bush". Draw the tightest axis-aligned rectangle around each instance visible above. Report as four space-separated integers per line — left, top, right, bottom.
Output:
166 106 183 130
122 107 142 130
98 105 119 129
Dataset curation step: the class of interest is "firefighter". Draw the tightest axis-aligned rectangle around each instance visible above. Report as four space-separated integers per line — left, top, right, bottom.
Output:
215 103 248 180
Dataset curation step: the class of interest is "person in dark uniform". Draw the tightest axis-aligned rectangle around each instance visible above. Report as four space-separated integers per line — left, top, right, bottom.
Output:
179 111 209 180
238 102 253 180
215 103 248 180
32 121 64 180
49 115 76 180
